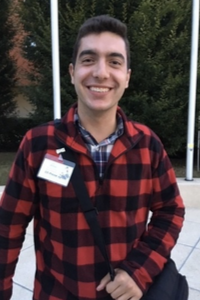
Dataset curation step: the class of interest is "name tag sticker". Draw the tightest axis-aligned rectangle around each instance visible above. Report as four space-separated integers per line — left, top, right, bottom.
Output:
37 154 75 187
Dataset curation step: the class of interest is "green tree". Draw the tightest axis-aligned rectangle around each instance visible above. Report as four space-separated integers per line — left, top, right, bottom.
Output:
19 0 200 155
0 0 17 118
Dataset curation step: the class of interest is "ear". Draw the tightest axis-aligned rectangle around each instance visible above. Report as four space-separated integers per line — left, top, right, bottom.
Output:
125 69 131 88
69 63 74 84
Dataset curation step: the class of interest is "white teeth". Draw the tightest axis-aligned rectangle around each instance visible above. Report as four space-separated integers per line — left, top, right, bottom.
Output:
90 87 109 93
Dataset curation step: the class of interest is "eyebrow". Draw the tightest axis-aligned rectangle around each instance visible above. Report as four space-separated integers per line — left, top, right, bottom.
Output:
78 49 125 62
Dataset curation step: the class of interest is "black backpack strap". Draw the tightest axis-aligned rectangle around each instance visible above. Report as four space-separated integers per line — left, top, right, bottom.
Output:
55 129 115 280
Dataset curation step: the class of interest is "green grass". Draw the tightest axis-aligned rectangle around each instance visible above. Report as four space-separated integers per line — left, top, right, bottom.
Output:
0 152 16 185
170 158 200 178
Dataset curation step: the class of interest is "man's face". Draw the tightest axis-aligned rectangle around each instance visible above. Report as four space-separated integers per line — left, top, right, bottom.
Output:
69 32 131 116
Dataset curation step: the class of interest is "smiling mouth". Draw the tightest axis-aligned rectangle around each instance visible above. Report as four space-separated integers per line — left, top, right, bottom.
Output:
89 87 111 93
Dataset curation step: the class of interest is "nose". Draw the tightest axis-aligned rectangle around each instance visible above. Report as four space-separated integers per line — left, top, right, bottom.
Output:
93 59 109 80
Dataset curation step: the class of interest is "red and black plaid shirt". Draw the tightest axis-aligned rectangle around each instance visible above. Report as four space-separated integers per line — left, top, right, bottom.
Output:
0 104 185 300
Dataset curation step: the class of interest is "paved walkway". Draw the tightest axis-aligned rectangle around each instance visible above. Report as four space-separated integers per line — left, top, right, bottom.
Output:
0 178 200 299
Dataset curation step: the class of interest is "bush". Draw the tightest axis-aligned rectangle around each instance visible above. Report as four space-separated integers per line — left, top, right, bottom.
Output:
0 0 17 118
0 117 38 151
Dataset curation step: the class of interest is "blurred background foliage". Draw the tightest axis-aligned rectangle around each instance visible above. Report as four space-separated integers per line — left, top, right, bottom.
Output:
1 0 200 157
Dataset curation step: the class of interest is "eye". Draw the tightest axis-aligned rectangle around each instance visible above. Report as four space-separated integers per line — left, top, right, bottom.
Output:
82 57 94 65
110 60 122 67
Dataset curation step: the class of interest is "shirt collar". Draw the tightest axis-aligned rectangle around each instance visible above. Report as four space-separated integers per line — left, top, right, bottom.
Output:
74 110 124 145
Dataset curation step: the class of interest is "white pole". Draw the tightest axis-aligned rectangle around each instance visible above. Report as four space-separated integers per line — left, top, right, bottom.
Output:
197 130 200 171
186 0 199 180
50 0 61 119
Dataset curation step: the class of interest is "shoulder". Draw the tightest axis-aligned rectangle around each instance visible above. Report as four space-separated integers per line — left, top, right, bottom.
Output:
126 118 163 146
118 106 162 142
132 121 160 140
25 120 55 141
18 120 57 161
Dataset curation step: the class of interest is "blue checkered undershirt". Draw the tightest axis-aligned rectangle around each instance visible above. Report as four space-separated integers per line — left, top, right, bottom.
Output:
74 112 124 178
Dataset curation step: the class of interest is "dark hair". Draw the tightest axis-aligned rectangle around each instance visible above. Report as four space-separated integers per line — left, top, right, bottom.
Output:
72 15 130 68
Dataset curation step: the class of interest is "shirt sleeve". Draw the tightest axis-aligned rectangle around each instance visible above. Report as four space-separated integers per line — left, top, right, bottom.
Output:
119 145 185 293
0 134 38 299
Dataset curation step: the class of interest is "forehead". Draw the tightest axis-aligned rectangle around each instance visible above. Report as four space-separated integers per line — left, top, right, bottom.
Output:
77 32 127 57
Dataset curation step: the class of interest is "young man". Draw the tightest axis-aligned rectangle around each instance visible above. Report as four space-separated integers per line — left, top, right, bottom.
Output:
0 15 185 300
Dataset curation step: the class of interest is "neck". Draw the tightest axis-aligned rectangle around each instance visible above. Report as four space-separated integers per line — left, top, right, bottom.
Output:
77 109 117 143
